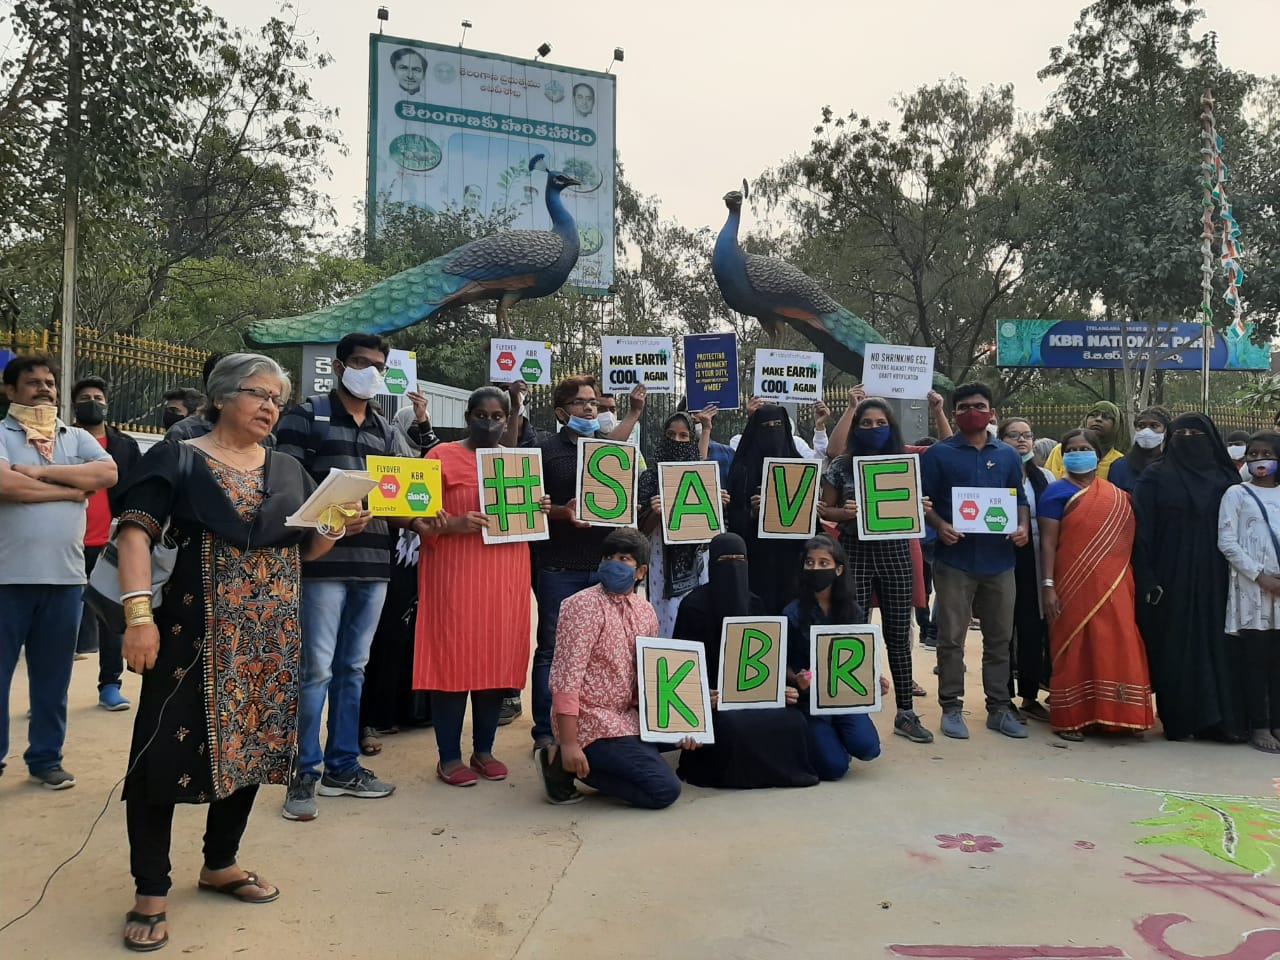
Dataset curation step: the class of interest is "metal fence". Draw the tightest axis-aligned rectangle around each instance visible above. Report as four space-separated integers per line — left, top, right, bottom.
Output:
998 403 1276 443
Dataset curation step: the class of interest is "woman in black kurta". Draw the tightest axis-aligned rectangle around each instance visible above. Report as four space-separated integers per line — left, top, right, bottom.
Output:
1132 412 1247 742
673 534 818 789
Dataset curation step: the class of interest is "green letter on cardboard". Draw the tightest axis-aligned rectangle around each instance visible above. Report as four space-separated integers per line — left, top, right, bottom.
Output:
828 637 868 698
656 657 698 728
736 628 772 692
862 461 914 534
585 445 631 521
669 470 719 532
771 462 816 528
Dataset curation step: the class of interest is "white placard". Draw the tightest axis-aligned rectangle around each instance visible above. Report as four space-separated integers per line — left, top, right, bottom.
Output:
808 624 884 715
635 637 715 745
601 335 675 394
862 344 935 400
489 339 552 386
752 348 824 403
950 487 1019 535
379 349 418 396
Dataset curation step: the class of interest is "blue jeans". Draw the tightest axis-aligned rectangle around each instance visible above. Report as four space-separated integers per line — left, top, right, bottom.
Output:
532 568 597 743
581 736 681 809
79 546 124 689
298 580 388 779
0 584 83 772
806 714 881 781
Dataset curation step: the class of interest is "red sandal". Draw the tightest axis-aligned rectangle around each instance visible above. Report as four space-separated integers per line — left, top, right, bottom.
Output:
436 762 478 787
468 755 508 781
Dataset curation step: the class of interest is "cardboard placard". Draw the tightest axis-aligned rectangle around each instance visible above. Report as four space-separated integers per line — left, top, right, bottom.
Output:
379 348 417 396
684 332 740 411
574 439 638 527
861 344 936 400
658 462 724 545
475 448 549 544
851 454 926 540
951 487 1019 535
489 338 552 386
636 637 715 744
366 455 442 518
809 624 883 715
716 617 788 711
601 335 675 395
752 348 824 403
757 458 821 540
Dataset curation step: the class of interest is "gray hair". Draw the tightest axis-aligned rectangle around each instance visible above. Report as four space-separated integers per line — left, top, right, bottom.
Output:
203 353 291 423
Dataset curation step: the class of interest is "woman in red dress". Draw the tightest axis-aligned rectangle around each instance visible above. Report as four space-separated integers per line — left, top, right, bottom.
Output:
412 387 548 786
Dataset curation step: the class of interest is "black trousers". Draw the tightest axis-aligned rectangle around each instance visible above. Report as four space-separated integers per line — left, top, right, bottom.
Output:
1238 629 1280 729
127 785 258 897
79 546 125 688
1008 543 1048 701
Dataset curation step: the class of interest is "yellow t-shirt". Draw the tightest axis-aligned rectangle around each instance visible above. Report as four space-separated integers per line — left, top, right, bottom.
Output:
1045 443 1124 481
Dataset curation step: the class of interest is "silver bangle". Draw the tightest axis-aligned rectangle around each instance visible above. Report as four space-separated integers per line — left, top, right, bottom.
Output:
1041 579 1055 587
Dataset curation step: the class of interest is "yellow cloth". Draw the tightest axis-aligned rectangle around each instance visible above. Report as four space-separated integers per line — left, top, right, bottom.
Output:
7 403 58 462
1045 443 1123 481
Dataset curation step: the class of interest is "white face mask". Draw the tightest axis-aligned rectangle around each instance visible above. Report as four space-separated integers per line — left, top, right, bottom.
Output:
1228 444 1247 460
1134 428 1164 450
341 364 385 400
596 411 617 433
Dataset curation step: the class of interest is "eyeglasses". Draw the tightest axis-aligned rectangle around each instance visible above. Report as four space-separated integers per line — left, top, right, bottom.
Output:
235 387 286 410
1002 432 1034 441
343 356 388 373
564 398 599 410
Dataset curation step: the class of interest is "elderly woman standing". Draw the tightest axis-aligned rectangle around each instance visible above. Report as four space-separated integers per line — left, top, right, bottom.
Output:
116 355 369 952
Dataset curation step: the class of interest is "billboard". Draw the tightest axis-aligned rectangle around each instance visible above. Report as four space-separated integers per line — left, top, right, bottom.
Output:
995 319 1271 371
367 35 616 294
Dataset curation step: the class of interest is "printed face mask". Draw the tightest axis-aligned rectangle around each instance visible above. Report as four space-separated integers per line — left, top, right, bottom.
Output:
1247 459 1278 478
1062 450 1099 475
341 364 385 400
1134 428 1164 450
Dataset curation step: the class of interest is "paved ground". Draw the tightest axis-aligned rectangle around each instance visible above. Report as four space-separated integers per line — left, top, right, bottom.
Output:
1 634 1276 958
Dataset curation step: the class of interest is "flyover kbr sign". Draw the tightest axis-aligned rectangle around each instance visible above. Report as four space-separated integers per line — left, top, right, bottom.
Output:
996 319 1270 371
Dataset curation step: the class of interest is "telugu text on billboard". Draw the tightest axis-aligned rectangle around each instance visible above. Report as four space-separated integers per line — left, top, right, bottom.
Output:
995 319 1271 371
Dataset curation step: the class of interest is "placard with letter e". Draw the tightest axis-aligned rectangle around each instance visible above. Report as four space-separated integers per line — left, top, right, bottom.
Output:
851 454 925 540
366 455 442 518
951 487 1018 535
475 448 549 545
575 439 638 527
717 617 788 711
757 457 820 539
636 637 715 744
810 624 883 714
658 462 724 545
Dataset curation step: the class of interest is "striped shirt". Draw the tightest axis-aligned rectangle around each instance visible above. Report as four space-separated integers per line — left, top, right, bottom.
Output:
276 391 393 581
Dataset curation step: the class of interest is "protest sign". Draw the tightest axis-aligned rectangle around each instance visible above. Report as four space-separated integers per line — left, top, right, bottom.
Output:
366 456 442 518
684 333 739 410
717 617 788 711
636 637 715 744
752 348 824 403
809 624 883 715
379 348 417 396
658 462 724 545
951 487 1019 535
757 458 820 540
489 338 553 386
476 448 549 544
861 345 936 400
851 454 925 540
574 439 638 527
602 335 675 395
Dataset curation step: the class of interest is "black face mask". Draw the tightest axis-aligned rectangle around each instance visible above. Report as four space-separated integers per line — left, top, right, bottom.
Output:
75 401 106 426
800 568 838 595
469 419 505 446
162 409 186 428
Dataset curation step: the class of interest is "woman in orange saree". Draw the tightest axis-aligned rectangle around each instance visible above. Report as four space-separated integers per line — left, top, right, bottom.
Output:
1038 429 1154 741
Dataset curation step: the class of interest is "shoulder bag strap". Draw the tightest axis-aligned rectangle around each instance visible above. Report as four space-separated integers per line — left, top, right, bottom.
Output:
1239 485 1280 573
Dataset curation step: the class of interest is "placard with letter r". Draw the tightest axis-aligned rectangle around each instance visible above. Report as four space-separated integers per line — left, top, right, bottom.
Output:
636 637 715 744
809 624 883 714
757 458 820 540
852 454 925 540
475 447 549 545
717 617 787 711
574 439 638 527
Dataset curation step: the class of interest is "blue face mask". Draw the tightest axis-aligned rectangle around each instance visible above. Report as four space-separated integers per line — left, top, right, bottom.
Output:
1062 450 1099 475
567 415 599 436
854 426 891 451
598 559 637 594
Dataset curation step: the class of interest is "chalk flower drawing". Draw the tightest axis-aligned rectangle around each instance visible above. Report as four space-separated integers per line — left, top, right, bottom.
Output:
935 833 1003 854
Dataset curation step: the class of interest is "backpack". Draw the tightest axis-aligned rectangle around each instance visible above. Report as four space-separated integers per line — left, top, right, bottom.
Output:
297 393 392 468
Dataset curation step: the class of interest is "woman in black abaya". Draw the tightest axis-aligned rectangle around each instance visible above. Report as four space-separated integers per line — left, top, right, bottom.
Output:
1132 412 1247 741
673 534 818 789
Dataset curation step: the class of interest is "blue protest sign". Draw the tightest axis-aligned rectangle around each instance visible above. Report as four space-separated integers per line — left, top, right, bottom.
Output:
684 333 739 410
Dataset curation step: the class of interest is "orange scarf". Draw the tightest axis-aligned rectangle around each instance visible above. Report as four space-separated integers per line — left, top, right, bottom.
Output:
7 403 58 462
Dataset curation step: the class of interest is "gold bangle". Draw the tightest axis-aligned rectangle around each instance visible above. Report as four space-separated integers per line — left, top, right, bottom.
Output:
123 596 153 621
126 615 156 627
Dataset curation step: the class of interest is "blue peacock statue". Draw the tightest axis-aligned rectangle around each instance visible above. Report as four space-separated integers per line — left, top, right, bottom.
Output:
245 155 581 345
712 181 953 390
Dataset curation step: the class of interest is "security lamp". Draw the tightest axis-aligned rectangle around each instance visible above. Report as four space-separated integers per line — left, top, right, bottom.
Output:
606 47 624 73
377 6 389 21
535 42 552 60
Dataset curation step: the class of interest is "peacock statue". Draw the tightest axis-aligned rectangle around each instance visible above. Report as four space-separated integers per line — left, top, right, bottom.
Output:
246 154 581 345
712 180 953 390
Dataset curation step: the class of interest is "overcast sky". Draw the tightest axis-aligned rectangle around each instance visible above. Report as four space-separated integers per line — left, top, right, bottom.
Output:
210 0 1277 234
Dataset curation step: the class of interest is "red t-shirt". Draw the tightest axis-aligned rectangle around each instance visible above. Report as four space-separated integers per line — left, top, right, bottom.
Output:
84 434 112 548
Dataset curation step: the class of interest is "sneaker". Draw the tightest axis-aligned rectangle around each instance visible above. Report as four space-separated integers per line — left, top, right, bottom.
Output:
940 710 970 740
894 710 935 743
281 777 317 821
317 766 395 799
30 766 76 790
987 707 1030 739
537 746 583 805
98 685 132 712
919 637 937 652
498 697 522 727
